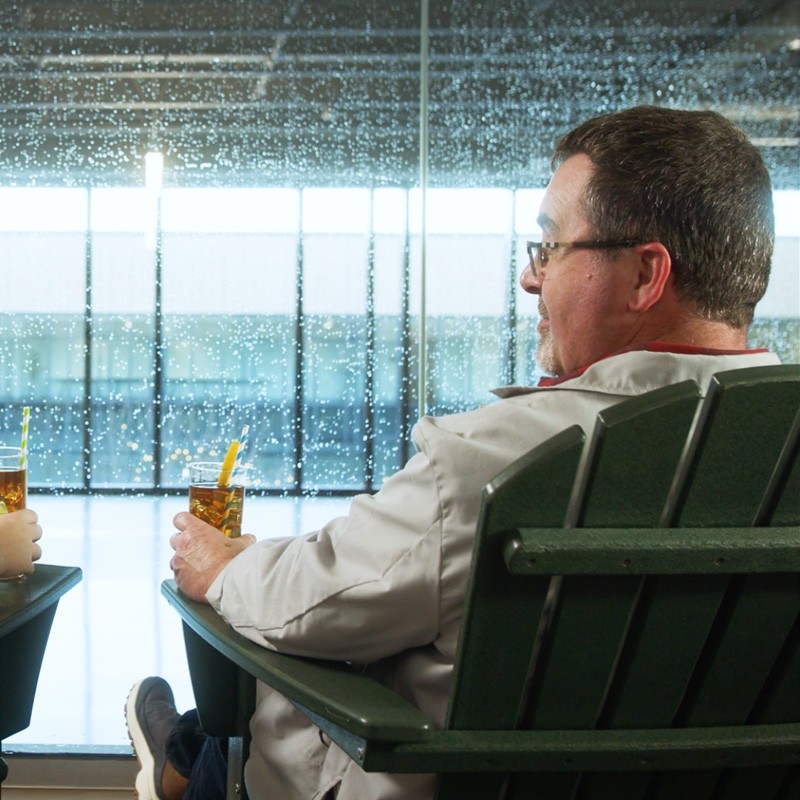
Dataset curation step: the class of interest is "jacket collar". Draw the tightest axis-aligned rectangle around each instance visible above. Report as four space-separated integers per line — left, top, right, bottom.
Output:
536 342 770 387
491 342 774 398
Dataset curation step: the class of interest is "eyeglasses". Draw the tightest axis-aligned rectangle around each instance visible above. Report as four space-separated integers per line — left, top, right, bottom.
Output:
526 239 644 278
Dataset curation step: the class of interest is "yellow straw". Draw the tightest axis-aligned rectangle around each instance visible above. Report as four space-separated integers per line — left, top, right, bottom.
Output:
19 406 30 469
217 439 239 487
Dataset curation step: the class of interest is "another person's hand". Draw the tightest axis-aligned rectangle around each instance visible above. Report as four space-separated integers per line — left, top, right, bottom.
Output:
0 509 43 578
170 512 255 603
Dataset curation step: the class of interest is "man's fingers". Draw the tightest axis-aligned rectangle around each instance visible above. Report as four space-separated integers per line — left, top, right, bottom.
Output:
173 511 194 530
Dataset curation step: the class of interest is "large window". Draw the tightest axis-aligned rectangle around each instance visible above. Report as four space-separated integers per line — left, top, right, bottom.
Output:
1 0 797 754
1 187 797 497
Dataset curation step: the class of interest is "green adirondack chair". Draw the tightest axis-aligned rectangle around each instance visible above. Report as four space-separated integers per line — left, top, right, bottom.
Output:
162 363 800 800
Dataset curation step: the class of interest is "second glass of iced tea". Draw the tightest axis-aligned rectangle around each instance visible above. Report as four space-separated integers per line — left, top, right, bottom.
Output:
188 461 245 538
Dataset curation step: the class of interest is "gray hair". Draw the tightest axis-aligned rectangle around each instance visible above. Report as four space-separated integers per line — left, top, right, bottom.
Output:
553 106 774 327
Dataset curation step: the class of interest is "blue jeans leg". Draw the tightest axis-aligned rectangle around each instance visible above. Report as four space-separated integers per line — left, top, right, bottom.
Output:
166 709 228 800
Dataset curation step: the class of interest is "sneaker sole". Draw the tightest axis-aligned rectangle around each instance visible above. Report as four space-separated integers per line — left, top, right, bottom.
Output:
125 680 160 800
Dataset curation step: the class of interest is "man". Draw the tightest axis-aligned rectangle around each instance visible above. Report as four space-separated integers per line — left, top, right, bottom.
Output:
126 105 779 800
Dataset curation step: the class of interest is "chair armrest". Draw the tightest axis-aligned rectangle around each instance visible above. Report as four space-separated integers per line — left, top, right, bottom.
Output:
161 580 435 745
0 564 82 636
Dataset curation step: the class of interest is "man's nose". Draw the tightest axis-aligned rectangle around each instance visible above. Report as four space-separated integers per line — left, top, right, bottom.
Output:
519 262 542 294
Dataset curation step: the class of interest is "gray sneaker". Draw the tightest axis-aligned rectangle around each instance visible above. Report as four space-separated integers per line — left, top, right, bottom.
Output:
126 677 179 800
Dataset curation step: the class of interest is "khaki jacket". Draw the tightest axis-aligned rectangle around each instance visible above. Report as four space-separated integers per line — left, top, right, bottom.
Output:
207 346 780 800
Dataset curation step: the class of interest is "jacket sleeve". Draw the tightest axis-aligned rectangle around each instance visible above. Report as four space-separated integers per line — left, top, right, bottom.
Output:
205 423 445 663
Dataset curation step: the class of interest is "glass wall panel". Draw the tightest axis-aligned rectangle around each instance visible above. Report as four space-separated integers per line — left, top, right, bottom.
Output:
373 188 414 482
0 188 87 488
90 188 158 488
513 189 547 386
160 188 300 490
302 189 370 489
749 192 800 363
420 188 514 414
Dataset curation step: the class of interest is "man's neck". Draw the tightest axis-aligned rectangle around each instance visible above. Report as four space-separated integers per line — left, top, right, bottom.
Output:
630 299 749 352
645 319 749 351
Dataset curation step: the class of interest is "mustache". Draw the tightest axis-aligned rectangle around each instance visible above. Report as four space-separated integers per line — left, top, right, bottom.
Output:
538 302 549 319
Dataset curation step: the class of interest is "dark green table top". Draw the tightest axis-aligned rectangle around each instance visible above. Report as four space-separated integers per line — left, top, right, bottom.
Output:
0 564 82 638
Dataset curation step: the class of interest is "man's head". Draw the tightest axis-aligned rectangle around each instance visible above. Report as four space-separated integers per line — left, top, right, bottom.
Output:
521 105 774 376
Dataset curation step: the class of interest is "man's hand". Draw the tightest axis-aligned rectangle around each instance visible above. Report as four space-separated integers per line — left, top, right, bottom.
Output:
0 509 43 578
170 512 256 603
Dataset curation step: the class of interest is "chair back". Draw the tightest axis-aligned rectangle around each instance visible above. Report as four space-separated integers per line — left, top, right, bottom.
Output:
440 365 800 800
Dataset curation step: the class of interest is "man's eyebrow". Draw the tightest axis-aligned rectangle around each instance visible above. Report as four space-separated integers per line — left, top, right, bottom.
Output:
536 212 555 232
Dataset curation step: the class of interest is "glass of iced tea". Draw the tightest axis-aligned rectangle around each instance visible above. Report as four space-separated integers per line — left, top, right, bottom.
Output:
0 446 26 515
188 461 246 538
0 446 27 581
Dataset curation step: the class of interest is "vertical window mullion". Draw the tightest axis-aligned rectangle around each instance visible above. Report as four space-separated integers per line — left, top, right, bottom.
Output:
504 191 518 387
418 0 430 419
399 188 413 468
83 187 93 491
153 195 164 489
293 203 305 494
364 189 377 491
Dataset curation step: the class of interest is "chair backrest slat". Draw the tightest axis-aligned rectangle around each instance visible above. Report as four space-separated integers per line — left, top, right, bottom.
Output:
763 411 800 525
709 767 797 800
569 380 702 528
445 426 585 732
524 573 644 729
665 365 800 527
673 575 799 728
596 573 731 730
749 622 799 725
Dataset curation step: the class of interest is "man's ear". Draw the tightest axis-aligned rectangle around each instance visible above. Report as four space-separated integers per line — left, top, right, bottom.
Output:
628 241 672 313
